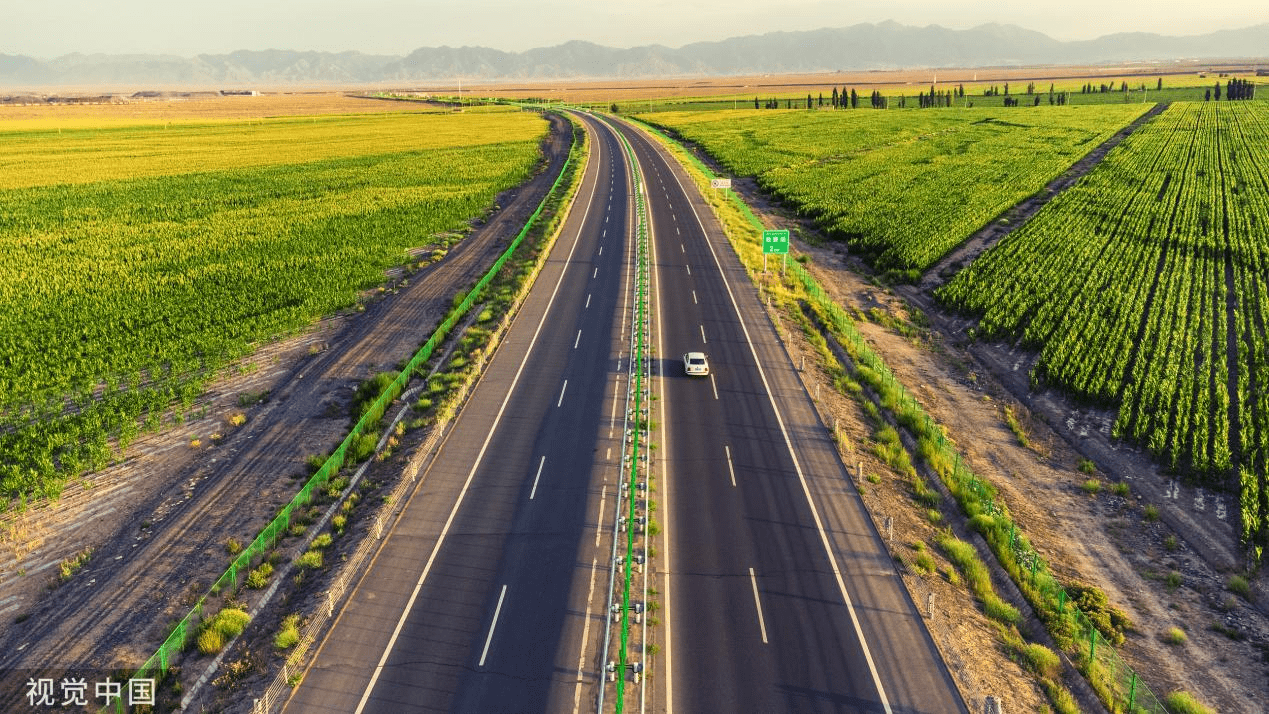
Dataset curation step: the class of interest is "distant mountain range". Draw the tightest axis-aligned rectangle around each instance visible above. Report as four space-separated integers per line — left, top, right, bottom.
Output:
4 21 1269 87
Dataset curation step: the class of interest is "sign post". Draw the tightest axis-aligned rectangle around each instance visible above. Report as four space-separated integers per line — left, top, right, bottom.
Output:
762 229 789 275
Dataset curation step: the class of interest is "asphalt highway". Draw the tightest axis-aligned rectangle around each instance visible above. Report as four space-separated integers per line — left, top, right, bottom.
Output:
284 110 965 714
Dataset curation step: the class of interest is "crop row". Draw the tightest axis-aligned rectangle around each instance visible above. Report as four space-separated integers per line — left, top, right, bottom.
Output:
641 105 1147 272
0 112 547 507
938 102 1269 558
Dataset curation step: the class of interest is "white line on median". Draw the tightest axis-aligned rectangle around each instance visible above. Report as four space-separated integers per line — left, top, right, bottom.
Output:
596 484 607 547
479 585 508 667
749 568 768 644
725 445 736 487
529 456 546 500
558 379 568 407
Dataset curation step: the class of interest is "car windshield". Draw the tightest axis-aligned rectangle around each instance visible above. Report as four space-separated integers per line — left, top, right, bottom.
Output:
689 357 704 365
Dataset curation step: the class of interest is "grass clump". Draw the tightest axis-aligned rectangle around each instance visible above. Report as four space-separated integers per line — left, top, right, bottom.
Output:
1066 583 1133 645
295 550 323 570
1166 571 1182 591
1081 478 1102 495
197 607 250 654
1162 627 1187 645
1143 504 1160 522
1164 691 1213 714
246 562 274 589
1019 642 1060 679
1003 406 1029 448
59 548 93 581
1077 458 1097 474
275 614 301 651
938 534 1018 625
225 537 243 556
1227 574 1251 599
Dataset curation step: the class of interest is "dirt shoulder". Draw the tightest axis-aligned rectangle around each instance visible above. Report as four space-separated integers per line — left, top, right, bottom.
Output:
0 111 572 705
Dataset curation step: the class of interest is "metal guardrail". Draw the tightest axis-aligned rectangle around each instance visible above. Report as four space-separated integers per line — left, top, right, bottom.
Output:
596 116 652 714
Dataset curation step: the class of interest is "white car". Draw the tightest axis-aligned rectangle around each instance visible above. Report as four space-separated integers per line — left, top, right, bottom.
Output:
683 352 710 377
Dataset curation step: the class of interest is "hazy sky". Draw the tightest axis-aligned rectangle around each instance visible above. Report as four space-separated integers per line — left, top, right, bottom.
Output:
4 0 1267 58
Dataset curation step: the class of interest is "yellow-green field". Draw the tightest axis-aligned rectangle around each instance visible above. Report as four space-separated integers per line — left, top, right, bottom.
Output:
0 108 548 504
0 110 536 188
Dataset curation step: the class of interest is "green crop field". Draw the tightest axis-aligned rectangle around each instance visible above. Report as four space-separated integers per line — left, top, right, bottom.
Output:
642 105 1148 274
0 111 547 507
937 102 1269 557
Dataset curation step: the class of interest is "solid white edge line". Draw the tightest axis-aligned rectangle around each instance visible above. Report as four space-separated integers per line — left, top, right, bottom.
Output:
478 584 508 667
351 116 605 714
529 455 546 500
641 122 895 714
749 568 768 644
558 379 569 407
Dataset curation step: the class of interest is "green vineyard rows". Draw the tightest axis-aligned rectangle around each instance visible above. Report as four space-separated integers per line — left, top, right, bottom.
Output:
641 105 1147 272
937 102 1269 560
0 111 547 508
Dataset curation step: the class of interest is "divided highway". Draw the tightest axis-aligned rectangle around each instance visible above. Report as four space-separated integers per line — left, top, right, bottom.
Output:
284 110 965 714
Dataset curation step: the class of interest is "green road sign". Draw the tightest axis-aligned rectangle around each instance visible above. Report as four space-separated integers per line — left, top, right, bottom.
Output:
762 229 790 255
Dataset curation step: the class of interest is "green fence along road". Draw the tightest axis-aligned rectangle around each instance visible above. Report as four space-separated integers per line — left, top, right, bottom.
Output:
627 116 1172 714
115 114 576 712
